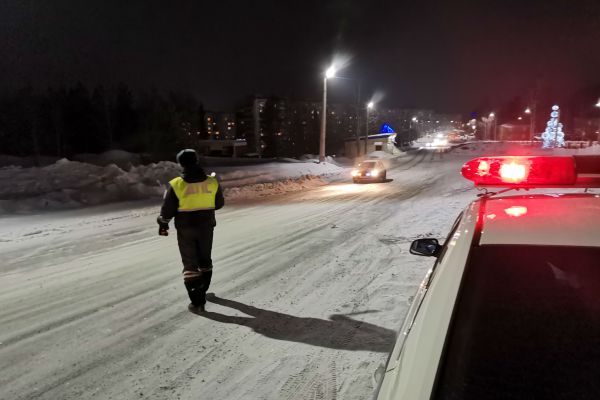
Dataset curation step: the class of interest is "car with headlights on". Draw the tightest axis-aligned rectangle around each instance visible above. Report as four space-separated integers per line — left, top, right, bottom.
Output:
374 155 600 400
352 160 387 183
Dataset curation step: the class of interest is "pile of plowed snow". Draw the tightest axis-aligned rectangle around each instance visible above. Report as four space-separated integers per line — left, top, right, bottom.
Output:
452 141 600 156
0 159 344 213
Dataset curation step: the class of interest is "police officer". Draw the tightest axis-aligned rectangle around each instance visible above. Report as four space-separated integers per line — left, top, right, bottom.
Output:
157 149 224 312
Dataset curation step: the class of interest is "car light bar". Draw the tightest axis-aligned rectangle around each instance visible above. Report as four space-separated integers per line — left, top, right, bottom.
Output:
461 155 600 188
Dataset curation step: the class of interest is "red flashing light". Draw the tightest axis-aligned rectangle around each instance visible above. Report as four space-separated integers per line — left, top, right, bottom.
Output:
461 156 577 187
499 161 527 183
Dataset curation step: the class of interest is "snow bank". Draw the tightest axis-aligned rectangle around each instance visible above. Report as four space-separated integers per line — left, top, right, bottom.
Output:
223 175 327 200
73 150 142 169
298 154 341 164
0 155 60 168
452 141 600 156
216 161 343 188
0 159 344 214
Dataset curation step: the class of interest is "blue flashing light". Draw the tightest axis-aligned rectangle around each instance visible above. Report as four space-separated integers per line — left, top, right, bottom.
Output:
380 123 395 133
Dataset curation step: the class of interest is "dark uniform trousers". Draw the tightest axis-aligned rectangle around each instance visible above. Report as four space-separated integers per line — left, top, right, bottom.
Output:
177 226 214 306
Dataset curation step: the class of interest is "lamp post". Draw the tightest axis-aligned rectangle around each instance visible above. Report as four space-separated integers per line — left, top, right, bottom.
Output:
322 73 363 159
319 66 336 163
525 105 536 142
355 82 361 158
365 101 374 155
489 112 496 140
410 116 417 130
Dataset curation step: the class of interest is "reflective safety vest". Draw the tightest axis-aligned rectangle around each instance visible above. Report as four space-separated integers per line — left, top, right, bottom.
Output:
169 176 219 212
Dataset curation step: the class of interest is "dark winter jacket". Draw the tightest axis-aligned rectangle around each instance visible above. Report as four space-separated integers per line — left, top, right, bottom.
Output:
160 164 225 229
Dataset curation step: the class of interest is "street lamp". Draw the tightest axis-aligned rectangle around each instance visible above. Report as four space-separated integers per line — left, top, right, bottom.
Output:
325 66 336 79
319 65 337 162
489 112 497 140
410 116 417 130
365 102 374 155
524 106 536 141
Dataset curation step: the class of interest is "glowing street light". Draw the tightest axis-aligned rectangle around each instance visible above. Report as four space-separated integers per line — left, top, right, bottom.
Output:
596 98 600 108
486 112 497 140
325 66 337 79
524 106 536 141
365 102 375 154
319 65 338 162
410 116 418 130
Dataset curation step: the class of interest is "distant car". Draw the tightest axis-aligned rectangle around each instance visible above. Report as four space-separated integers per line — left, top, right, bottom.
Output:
351 160 387 183
375 155 600 400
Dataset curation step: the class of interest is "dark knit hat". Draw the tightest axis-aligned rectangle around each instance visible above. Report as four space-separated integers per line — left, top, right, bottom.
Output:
176 149 198 167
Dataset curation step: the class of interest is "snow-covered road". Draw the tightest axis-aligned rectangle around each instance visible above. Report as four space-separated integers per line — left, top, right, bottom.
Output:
0 150 475 400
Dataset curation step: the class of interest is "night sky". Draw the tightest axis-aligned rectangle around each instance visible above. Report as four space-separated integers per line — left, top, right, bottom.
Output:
1 0 599 113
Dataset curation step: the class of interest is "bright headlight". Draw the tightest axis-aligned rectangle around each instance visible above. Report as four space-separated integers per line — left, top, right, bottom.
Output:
351 170 358 177
372 169 379 176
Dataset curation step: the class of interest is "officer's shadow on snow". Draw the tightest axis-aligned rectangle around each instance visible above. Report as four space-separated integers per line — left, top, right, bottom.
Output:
196 295 396 353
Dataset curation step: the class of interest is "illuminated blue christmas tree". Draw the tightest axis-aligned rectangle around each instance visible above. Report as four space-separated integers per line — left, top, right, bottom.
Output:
541 105 565 148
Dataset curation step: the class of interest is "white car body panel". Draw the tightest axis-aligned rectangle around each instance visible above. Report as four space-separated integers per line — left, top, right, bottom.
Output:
376 193 600 400
376 202 478 400
480 195 600 247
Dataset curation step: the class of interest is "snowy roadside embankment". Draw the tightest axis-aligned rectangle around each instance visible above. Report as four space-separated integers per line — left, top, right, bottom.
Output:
452 141 600 156
0 159 344 214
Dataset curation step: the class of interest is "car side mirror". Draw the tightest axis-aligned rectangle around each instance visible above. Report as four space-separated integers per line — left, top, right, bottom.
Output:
410 238 442 257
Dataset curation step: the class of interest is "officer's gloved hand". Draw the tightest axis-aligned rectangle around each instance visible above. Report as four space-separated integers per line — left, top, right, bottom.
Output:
157 216 170 237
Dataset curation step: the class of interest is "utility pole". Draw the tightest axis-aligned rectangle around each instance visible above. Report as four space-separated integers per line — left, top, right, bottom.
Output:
529 92 537 142
253 97 262 158
365 104 371 155
529 79 541 142
320 66 337 163
319 76 327 162
355 82 361 158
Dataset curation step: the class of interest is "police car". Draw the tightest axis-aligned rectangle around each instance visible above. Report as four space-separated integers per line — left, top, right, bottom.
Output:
375 155 600 399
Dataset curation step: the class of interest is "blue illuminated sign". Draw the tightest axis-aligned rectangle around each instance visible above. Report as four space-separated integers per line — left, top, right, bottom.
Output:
380 123 395 133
